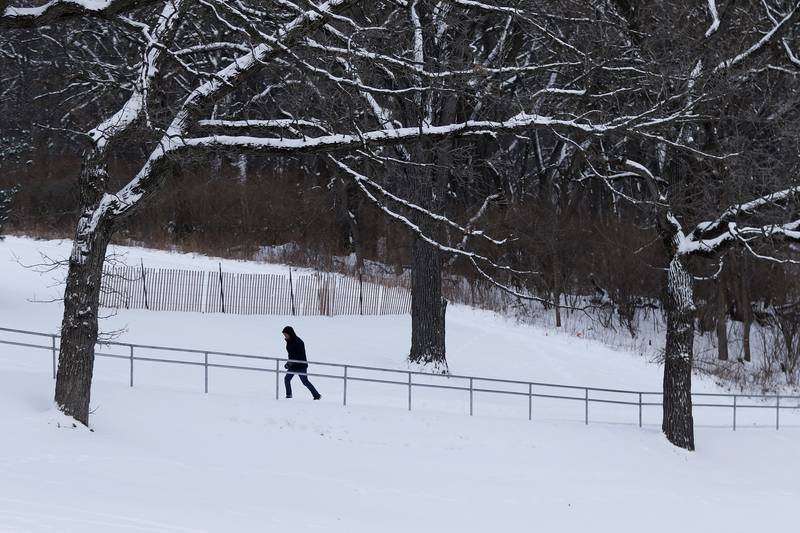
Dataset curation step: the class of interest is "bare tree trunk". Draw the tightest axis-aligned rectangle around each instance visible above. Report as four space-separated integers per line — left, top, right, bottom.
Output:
739 255 752 362
553 254 562 328
55 206 113 425
338 179 364 272
406 139 450 370
778 315 798 376
742 316 752 363
53 145 119 425
716 280 729 361
236 154 247 184
662 256 695 451
409 224 447 371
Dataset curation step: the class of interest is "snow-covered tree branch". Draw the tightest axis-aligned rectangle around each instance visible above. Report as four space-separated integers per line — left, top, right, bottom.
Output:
0 0 160 28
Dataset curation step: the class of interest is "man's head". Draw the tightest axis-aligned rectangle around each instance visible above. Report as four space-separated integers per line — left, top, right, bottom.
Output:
282 326 296 340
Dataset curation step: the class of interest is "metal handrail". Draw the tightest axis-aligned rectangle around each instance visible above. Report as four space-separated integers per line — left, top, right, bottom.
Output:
1 325 798 430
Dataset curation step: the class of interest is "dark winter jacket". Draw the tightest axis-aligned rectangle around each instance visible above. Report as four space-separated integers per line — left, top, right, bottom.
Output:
283 326 308 373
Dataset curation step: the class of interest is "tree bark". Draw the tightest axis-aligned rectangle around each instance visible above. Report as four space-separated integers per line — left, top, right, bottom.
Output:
739 254 752 362
553 254 562 328
742 316 752 363
405 139 450 370
716 280 729 361
662 256 695 451
54 208 113 425
409 224 447 371
337 179 364 271
53 146 117 425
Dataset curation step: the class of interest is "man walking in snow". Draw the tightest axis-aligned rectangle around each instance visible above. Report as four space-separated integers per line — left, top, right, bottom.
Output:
282 326 321 400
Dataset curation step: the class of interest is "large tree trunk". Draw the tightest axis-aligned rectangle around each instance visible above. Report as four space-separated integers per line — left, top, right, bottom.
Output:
55 211 113 425
409 226 447 371
716 280 729 361
738 254 753 362
54 152 114 426
406 140 450 371
662 256 696 450
742 316 752 363
407 182 448 370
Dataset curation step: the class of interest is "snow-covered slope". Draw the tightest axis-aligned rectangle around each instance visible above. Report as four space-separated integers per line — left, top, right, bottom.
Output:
1 236 798 532
0 236 705 391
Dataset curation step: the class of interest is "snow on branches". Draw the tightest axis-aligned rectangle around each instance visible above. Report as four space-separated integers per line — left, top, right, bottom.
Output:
0 0 160 28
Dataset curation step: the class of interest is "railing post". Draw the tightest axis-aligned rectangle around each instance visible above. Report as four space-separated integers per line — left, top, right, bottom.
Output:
469 377 473 416
528 383 532 421
204 352 208 393
343 365 348 406
584 388 589 425
129 345 134 387
51 335 57 379
638 392 643 428
275 359 280 400
776 394 780 430
407 372 412 411
733 395 737 431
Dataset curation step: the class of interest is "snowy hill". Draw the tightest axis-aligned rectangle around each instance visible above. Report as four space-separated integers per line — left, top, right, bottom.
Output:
0 236 704 391
1 236 798 532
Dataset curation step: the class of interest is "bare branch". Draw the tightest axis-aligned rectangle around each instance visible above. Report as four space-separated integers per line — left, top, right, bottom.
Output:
1 0 159 29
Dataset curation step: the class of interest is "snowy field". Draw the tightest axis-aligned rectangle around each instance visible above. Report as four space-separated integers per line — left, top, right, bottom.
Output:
1 236 798 532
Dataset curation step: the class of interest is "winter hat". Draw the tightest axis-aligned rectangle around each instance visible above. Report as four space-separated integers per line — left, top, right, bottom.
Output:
282 326 296 337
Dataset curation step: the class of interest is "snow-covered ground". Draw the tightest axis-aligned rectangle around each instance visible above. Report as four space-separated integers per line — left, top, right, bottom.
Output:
1 236 798 532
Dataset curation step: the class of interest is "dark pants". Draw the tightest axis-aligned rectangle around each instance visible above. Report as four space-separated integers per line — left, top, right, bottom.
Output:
285 372 320 399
